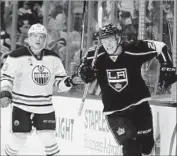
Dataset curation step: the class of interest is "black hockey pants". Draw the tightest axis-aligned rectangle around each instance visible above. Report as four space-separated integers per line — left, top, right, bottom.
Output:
106 101 154 156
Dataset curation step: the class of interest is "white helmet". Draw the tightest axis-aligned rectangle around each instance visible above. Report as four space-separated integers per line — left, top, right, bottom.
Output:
28 23 47 52
28 23 47 36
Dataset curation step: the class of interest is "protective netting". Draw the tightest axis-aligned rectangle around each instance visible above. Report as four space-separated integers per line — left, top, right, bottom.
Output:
142 59 172 99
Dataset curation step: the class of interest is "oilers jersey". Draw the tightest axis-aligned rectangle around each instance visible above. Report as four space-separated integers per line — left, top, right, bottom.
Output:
81 40 170 115
1 46 71 114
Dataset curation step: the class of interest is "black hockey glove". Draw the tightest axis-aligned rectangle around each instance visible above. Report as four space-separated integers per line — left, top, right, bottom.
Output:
64 75 84 87
70 74 84 85
159 64 177 89
0 91 12 108
64 77 73 87
78 64 96 83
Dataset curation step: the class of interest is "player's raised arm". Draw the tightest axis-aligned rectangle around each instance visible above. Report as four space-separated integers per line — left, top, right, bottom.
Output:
122 40 162 64
123 40 177 88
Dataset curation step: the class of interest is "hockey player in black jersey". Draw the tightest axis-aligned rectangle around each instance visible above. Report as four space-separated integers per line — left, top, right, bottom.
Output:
78 24 177 156
0 23 78 156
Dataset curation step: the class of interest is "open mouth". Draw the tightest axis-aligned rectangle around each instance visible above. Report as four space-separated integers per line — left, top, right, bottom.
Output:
107 46 114 50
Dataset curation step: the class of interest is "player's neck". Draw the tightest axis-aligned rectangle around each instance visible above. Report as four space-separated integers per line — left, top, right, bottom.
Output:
109 45 122 56
30 46 42 56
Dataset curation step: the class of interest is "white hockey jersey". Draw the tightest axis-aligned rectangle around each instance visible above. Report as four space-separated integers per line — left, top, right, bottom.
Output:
1 46 71 114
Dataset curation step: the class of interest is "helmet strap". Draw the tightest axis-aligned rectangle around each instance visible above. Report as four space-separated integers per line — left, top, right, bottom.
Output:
110 45 119 56
108 36 122 56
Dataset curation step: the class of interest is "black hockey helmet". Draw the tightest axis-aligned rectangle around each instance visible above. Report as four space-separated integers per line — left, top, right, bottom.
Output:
99 24 122 39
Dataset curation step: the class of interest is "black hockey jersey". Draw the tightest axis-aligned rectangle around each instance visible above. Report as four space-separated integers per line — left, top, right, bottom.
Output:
82 40 167 114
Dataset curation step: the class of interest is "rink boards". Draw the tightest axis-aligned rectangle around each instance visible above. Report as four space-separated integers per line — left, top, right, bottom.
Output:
1 96 176 155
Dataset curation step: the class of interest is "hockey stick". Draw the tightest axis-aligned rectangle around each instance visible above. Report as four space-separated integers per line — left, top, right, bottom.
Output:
78 1 103 116
78 40 101 116
79 1 87 64
169 123 177 156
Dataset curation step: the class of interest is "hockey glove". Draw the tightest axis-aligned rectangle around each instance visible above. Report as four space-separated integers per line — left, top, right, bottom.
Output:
78 64 96 83
159 64 177 89
70 74 84 85
0 91 12 108
0 97 11 108
64 77 73 87
63 75 84 87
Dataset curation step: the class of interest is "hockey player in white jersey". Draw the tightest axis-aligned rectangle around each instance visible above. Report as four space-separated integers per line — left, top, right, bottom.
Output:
0 23 77 155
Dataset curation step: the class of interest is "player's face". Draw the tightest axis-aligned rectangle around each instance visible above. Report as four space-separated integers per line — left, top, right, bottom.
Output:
101 36 117 55
29 33 46 51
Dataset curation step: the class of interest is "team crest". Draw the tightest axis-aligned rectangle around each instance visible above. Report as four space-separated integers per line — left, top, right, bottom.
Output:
107 68 128 92
32 65 51 85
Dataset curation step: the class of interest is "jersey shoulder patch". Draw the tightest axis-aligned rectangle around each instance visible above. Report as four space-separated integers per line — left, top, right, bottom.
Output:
44 49 60 58
9 46 30 58
122 40 156 53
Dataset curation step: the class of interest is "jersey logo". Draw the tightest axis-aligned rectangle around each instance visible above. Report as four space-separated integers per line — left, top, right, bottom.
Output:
107 68 128 92
32 65 51 85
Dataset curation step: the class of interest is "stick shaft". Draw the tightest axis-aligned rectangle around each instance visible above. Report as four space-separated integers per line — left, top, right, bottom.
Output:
80 1 87 63
78 40 101 116
78 83 89 116
78 1 103 116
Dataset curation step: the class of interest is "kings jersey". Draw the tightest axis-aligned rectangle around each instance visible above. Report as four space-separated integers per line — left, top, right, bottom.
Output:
1 46 67 114
82 40 166 114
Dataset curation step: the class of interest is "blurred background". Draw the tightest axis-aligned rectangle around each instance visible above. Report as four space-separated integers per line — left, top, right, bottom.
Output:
0 0 176 101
